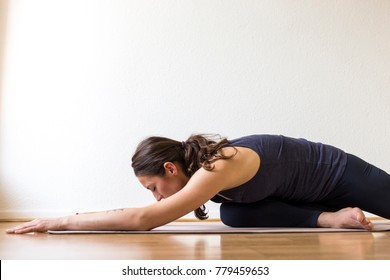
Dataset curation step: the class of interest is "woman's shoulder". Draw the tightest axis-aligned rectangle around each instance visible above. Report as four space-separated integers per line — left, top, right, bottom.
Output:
216 146 261 190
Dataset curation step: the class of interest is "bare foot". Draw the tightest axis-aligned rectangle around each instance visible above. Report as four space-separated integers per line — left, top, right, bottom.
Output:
317 207 373 230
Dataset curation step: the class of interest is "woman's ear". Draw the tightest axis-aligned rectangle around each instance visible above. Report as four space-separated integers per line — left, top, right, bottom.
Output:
163 162 177 175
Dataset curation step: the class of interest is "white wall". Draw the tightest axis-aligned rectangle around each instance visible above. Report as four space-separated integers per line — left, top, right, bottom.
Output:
1 0 389 219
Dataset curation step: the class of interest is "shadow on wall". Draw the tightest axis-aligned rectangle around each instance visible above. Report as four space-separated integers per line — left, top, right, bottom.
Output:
0 0 10 219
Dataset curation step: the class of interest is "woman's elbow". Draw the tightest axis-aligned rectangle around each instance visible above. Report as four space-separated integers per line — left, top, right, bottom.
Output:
123 209 155 231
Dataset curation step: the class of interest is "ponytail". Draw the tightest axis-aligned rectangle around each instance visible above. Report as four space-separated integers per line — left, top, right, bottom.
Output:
194 204 209 220
181 134 236 176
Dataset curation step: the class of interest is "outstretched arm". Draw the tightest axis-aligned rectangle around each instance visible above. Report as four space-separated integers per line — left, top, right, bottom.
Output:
5 169 223 234
5 166 228 234
6 146 261 234
5 208 147 234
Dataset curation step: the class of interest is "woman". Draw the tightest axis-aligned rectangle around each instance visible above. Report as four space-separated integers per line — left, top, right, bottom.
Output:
6 134 389 234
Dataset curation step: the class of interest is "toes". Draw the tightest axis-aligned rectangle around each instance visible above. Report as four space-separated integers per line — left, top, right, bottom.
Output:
352 207 366 222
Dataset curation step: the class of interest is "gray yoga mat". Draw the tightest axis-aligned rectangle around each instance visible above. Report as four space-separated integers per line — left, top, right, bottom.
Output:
48 220 390 234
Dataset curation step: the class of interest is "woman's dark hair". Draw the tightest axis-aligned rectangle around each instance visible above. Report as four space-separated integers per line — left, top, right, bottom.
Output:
131 134 236 220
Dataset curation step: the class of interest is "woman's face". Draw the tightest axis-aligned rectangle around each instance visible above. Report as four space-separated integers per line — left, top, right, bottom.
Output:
137 162 189 201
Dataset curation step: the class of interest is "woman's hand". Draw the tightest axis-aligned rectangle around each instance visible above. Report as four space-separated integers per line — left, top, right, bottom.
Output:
6 217 67 234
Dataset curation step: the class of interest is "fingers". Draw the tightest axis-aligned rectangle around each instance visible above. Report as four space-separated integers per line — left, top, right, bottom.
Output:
5 228 17 234
6 226 34 234
5 219 48 234
7 225 41 234
6 223 34 234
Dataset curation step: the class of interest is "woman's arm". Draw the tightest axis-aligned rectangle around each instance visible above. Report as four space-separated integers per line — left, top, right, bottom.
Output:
5 172 220 234
5 169 226 234
6 147 260 234
5 207 146 234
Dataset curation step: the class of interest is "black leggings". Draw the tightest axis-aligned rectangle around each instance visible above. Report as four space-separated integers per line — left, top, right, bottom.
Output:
220 154 390 227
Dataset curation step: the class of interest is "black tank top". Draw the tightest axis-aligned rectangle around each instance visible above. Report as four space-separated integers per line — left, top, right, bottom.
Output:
211 135 347 203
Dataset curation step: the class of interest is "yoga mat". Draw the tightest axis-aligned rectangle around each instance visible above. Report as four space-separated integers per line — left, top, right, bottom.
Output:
48 220 390 234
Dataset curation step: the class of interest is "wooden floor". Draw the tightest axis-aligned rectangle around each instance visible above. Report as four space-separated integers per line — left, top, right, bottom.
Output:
1 221 390 260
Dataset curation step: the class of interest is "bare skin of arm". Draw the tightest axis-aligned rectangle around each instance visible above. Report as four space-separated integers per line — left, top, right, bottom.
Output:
6 147 260 233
